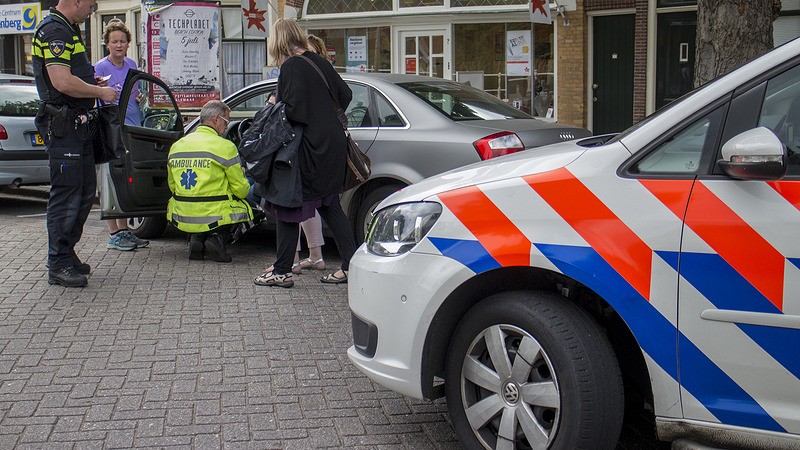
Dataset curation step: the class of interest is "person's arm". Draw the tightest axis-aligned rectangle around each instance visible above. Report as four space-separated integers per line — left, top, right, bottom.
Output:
222 141 251 199
47 65 118 104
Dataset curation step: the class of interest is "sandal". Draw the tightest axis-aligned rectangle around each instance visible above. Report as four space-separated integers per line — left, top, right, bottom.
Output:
254 271 294 288
291 262 302 275
299 257 326 270
320 270 347 284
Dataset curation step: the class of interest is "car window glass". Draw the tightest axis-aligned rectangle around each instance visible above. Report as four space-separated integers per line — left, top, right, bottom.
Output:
757 64 800 175
631 107 725 175
374 91 404 127
136 80 181 132
346 83 372 128
0 85 39 116
398 81 532 121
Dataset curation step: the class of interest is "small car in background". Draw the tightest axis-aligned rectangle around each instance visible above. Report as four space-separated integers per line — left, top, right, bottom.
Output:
347 38 800 449
0 74 48 187
100 71 590 239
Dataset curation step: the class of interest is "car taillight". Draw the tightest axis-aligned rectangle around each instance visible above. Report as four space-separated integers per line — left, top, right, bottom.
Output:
473 131 524 160
0 125 7 140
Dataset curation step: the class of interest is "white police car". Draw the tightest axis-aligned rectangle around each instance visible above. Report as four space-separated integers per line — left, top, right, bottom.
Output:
348 37 800 449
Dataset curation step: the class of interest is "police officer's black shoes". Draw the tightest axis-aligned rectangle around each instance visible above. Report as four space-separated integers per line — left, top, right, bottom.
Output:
71 255 91 275
204 233 232 263
48 267 88 287
189 234 205 260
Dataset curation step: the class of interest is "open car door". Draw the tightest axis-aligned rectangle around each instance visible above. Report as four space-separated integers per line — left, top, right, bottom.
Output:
101 69 183 220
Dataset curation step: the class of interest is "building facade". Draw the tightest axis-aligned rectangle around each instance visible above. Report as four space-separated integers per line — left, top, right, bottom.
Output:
2 1 798 133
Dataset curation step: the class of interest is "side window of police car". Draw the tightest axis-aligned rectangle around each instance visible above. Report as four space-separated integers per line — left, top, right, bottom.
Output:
630 106 726 175
757 64 800 176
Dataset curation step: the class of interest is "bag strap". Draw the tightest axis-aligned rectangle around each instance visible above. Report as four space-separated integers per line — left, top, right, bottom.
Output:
296 54 348 131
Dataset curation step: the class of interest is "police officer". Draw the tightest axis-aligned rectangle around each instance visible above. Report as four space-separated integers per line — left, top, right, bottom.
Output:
33 0 118 287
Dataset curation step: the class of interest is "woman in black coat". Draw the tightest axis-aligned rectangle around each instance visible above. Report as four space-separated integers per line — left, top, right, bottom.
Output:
254 18 357 288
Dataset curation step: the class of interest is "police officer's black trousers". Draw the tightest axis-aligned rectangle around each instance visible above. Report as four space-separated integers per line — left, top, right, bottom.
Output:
46 126 96 270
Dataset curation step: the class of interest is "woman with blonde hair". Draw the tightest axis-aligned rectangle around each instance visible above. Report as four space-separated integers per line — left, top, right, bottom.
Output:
254 18 356 288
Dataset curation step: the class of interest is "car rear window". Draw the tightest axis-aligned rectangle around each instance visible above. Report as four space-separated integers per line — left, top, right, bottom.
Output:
0 85 39 117
398 81 532 121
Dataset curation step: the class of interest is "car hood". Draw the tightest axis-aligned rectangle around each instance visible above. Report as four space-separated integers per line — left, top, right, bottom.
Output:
458 118 592 148
379 140 588 208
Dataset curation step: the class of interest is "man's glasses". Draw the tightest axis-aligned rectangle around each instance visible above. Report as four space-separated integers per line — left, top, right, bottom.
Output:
218 115 230 126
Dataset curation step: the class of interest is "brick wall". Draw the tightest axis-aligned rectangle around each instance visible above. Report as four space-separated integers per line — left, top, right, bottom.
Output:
556 0 588 128
633 0 648 123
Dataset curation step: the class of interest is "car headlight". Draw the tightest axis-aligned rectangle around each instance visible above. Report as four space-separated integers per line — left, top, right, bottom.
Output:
366 202 442 256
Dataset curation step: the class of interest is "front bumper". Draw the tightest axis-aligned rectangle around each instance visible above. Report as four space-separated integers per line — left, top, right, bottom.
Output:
346 243 473 399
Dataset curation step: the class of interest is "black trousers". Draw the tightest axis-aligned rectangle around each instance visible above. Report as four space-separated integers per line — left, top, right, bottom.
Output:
45 124 95 270
274 199 357 275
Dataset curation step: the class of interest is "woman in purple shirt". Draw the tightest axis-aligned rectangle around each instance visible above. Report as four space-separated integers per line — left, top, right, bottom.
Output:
94 19 148 251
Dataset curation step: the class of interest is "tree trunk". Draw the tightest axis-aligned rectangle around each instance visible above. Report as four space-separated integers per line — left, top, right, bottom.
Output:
694 0 779 87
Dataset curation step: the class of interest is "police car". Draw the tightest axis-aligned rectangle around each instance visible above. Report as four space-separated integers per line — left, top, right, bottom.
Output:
347 38 800 449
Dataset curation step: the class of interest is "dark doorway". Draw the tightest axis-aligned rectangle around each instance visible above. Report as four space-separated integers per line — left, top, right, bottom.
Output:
592 14 634 135
656 12 696 110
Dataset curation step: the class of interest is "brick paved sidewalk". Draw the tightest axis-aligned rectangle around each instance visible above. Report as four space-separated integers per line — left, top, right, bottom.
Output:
0 210 458 448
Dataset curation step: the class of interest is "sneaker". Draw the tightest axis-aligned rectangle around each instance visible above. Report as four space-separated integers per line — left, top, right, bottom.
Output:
122 230 149 248
48 267 88 287
189 234 204 260
107 231 136 251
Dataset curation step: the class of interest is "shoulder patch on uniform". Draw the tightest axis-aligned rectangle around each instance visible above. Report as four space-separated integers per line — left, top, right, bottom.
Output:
49 41 65 56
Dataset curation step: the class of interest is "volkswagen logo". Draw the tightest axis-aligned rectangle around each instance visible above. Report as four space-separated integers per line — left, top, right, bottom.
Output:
502 382 520 405
559 132 575 141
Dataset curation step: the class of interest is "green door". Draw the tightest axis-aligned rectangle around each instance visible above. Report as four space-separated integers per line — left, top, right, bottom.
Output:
592 15 634 135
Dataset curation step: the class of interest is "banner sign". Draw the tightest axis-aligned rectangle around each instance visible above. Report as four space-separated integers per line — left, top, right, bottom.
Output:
530 0 552 24
346 36 367 73
241 0 268 38
146 2 220 107
506 30 532 76
0 3 40 35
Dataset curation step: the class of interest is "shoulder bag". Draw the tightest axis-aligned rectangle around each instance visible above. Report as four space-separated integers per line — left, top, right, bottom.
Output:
297 54 371 191
90 103 127 164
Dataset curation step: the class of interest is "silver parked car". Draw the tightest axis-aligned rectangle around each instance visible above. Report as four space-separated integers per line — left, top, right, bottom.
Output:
100 71 591 239
0 74 48 187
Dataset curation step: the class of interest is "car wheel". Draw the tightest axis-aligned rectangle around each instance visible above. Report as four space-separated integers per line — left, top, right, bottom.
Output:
445 291 623 450
127 216 168 239
354 184 404 242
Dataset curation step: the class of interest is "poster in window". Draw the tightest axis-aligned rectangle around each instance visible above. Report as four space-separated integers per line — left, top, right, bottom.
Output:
346 36 367 73
146 2 220 107
506 30 532 76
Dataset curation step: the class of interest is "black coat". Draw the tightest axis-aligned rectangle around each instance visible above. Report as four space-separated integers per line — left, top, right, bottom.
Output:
238 102 303 208
278 51 352 201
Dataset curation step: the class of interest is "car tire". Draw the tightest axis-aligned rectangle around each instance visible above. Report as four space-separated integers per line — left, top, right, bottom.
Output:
128 216 168 239
354 184 404 242
445 291 623 450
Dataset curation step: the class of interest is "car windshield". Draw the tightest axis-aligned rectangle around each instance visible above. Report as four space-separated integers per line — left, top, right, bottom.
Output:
398 81 533 121
0 84 39 117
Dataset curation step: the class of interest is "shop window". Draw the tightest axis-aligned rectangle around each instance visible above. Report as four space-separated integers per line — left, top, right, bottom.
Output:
453 22 554 118
308 27 390 73
400 0 443 7
221 7 267 98
451 0 525 6
306 0 391 15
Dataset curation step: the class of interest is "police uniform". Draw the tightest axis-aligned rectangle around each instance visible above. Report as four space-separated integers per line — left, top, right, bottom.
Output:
167 125 253 261
32 8 97 281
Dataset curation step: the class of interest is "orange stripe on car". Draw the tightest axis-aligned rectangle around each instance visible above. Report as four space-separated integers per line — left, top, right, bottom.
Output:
438 185 531 267
524 168 653 301
681 182 784 311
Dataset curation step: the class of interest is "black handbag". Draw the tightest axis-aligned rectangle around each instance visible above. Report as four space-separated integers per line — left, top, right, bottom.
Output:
90 104 127 164
298 55 371 190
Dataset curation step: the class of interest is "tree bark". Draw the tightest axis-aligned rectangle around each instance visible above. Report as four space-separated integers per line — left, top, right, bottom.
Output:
694 0 779 87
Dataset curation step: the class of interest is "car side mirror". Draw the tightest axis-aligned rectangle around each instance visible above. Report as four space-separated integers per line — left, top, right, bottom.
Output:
718 127 787 180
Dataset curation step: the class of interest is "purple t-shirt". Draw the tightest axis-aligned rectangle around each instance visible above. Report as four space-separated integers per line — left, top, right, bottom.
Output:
94 56 142 126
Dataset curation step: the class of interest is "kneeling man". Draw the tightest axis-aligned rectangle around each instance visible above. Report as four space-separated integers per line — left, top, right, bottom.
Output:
167 100 252 262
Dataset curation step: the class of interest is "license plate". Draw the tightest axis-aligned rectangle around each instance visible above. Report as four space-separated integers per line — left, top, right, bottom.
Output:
31 133 43 146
